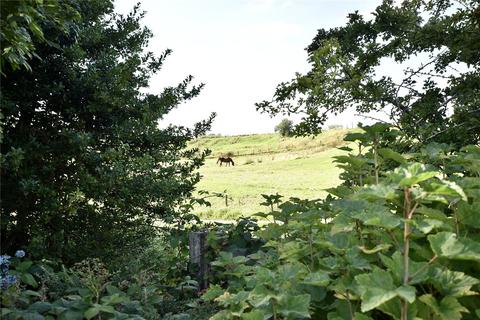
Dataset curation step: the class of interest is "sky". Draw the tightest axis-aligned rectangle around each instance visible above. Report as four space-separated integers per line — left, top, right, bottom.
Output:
114 0 384 135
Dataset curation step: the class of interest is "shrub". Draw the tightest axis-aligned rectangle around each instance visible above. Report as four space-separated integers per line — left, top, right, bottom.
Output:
203 125 480 319
275 119 294 137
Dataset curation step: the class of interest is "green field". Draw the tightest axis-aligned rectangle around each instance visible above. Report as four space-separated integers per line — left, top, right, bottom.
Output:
191 129 351 220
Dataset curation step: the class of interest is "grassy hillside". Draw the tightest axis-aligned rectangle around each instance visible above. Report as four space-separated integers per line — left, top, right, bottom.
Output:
191 129 351 220
190 129 350 159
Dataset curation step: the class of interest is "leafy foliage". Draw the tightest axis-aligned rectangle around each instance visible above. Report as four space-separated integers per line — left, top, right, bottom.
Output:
275 119 294 137
0 0 79 73
1 240 218 320
204 127 480 319
1 0 214 262
256 0 480 145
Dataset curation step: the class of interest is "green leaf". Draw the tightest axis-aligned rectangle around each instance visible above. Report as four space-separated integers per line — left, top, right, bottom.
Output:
388 163 438 186
100 293 127 305
419 294 468 320
1 309 12 317
278 294 311 318
416 206 448 221
241 310 264 320
28 302 52 313
202 285 225 301
325 185 354 198
429 268 480 297
344 132 366 142
248 286 277 309
22 312 45 320
97 305 115 313
337 146 353 152
302 272 330 286
24 290 42 297
378 148 406 164
16 261 33 272
354 184 398 201
84 308 99 320
58 310 83 320
355 268 416 312
457 200 480 229
400 171 438 187
414 218 444 234
428 181 467 201
428 232 480 262
354 313 374 320
380 252 430 285
333 155 367 168
21 273 38 287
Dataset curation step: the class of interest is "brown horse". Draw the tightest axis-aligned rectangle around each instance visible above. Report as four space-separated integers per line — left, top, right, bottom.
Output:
217 156 235 166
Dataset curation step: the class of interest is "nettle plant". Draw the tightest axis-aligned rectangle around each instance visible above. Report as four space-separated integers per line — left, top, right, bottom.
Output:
203 125 480 320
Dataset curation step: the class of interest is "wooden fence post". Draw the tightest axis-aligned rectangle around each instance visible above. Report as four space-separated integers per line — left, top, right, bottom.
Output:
189 231 209 291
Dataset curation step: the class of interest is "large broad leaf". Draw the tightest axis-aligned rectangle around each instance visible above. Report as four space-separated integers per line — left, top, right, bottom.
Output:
84 308 99 320
427 181 467 201
21 273 38 288
380 252 430 285
429 268 480 297
302 272 330 286
100 293 127 305
457 200 480 229
325 185 354 198
378 148 407 164
355 268 416 312
387 163 438 187
21 313 44 320
217 291 250 309
416 206 449 221
202 285 225 301
241 310 265 320
428 232 480 262
419 294 468 320
354 184 398 201
414 218 445 234
333 155 367 168
344 132 367 142
248 286 278 309
28 302 52 313
58 310 83 320
354 206 402 229
278 294 311 318
16 261 33 272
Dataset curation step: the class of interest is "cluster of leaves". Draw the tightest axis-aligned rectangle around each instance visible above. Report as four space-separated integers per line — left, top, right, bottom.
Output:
0 239 218 320
1 0 214 263
0 0 79 73
256 0 480 145
275 119 294 138
203 125 480 319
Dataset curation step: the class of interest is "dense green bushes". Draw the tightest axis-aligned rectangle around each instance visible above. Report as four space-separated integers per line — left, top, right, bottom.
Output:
203 125 480 319
0 238 219 320
1 0 213 263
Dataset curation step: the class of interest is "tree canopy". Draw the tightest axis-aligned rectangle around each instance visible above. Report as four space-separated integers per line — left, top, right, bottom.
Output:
1 0 214 262
256 0 480 146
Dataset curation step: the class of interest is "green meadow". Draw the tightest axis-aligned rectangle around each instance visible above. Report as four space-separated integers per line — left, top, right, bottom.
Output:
191 129 351 220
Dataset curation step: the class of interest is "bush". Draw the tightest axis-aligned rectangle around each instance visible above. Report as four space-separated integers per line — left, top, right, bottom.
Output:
203 125 480 319
275 119 294 137
0 239 217 320
1 0 213 263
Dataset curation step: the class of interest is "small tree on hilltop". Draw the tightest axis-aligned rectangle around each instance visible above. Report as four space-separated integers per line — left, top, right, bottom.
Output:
275 118 294 137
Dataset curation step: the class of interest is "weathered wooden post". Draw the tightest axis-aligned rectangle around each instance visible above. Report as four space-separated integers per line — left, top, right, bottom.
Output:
189 230 209 291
